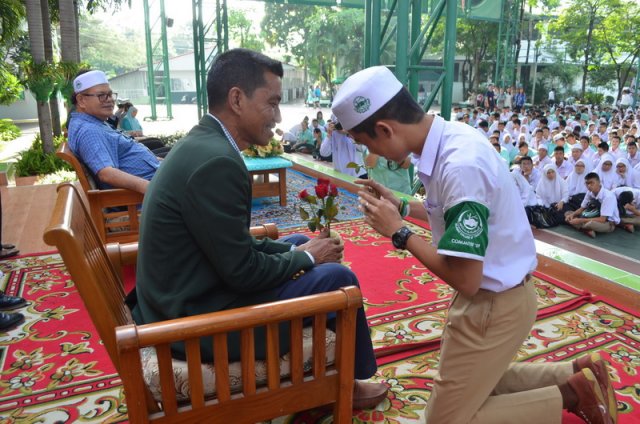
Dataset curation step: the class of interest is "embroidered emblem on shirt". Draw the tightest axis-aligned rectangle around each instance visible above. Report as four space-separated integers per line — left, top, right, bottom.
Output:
455 210 483 240
353 96 371 114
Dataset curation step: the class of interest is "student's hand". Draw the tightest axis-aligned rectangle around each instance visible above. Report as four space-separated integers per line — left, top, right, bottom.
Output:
355 179 398 208
556 201 564 211
624 203 637 212
358 189 404 238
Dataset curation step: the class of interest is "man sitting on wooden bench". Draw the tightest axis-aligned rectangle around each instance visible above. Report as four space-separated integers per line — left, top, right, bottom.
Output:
67 70 164 194
133 48 388 411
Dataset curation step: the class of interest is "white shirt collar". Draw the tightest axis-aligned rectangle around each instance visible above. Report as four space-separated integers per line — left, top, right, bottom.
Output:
207 113 241 156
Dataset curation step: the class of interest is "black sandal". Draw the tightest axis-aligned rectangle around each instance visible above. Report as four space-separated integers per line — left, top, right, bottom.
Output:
0 248 19 259
1 244 15 250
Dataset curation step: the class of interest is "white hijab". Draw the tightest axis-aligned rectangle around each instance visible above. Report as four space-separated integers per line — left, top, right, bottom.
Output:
567 158 592 196
536 163 568 206
615 157 639 189
595 153 617 190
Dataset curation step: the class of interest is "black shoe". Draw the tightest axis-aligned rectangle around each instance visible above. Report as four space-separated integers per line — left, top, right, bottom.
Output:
0 312 25 332
1 243 15 250
0 292 27 310
0 248 19 259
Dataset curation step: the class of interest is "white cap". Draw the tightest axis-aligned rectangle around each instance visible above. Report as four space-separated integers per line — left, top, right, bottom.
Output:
331 66 403 130
553 133 565 142
537 144 548 151
73 70 109 93
571 144 583 151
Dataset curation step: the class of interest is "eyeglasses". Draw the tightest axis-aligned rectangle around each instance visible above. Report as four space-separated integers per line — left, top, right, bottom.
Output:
81 91 117 102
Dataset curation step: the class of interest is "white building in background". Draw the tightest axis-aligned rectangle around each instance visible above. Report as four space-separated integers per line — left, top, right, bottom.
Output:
109 50 306 105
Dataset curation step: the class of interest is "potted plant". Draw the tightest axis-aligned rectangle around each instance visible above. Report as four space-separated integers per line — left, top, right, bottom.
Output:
14 134 71 185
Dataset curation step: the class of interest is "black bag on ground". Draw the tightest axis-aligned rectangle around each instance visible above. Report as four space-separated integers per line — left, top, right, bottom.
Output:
568 193 586 211
525 205 562 228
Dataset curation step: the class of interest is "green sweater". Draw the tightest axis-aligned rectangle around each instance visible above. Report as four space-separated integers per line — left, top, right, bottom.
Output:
133 115 313 362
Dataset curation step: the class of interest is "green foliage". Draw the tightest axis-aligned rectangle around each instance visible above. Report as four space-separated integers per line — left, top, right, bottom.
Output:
261 5 365 87
228 9 264 51
0 0 25 45
582 91 604 105
0 67 22 106
150 131 187 147
79 17 146 77
0 119 21 142
14 134 71 177
21 60 57 103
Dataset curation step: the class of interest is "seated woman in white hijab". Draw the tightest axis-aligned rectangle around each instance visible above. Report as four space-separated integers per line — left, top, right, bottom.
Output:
536 163 569 212
566 157 591 210
615 157 640 189
594 153 618 190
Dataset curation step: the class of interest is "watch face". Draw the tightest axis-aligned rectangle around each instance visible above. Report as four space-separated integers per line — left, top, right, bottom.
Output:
392 227 411 249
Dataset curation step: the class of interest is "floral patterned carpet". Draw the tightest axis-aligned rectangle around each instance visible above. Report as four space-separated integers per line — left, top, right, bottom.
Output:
250 169 363 229
0 220 638 423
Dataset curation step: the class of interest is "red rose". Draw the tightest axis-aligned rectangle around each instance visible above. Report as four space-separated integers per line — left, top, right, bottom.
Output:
318 178 331 186
315 184 328 199
299 189 309 199
328 184 338 197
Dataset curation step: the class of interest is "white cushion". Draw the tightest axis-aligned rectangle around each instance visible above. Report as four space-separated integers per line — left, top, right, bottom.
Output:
141 327 336 402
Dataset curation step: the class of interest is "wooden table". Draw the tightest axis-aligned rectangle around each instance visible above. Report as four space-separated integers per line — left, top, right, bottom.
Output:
243 156 293 206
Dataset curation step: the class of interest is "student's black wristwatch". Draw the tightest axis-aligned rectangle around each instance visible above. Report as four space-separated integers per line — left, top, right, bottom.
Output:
392 226 414 250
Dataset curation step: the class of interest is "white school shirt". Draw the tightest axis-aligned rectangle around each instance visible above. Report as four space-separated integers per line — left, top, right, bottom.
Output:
412 115 537 293
580 187 620 224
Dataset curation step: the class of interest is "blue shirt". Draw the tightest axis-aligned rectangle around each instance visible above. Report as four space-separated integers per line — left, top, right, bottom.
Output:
68 112 160 189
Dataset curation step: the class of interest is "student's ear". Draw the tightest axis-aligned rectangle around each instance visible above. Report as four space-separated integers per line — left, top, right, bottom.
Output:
374 121 393 139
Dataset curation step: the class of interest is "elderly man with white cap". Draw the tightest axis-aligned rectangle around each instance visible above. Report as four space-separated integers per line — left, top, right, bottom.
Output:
67 70 160 194
332 66 616 424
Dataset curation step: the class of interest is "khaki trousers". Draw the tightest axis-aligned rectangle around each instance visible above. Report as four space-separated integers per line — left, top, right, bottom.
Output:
569 219 615 233
621 215 640 227
426 279 573 423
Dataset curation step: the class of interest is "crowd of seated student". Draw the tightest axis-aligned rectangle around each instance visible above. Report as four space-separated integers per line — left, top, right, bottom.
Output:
455 101 640 237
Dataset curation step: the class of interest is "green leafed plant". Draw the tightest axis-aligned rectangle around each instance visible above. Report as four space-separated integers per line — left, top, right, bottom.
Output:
14 133 72 177
0 119 21 142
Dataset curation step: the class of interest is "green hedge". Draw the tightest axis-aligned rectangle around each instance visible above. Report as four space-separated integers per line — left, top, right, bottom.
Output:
0 119 21 142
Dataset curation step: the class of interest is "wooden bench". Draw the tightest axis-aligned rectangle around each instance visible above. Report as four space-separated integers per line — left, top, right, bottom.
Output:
43 182 361 424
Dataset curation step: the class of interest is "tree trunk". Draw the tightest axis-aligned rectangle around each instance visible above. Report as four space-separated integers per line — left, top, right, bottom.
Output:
74 0 81 61
25 0 55 154
40 0 61 137
59 0 79 62
581 12 596 98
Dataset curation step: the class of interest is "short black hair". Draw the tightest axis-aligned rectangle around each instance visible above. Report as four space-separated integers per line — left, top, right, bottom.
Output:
598 142 609 151
628 141 637 148
585 172 600 182
518 141 528 149
554 146 564 153
350 87 424 138
478 120 489 129
519 155 533 164
206 48 283 111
